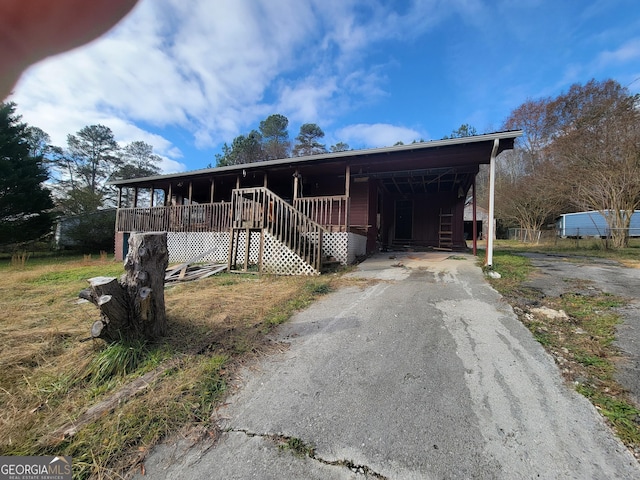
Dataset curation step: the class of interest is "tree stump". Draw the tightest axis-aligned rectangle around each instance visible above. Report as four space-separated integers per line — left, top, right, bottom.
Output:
80 232 168 342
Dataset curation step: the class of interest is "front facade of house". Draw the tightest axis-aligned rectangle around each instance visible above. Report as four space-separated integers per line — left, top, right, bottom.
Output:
111 131 521 274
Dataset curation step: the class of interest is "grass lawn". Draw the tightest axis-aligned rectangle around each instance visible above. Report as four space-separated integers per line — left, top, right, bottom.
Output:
0 254 342 479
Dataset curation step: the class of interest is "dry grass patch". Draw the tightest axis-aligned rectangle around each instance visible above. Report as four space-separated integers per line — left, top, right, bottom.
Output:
0 256 337 479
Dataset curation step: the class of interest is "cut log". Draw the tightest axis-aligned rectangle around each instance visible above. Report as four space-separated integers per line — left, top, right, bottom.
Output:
80 232 168 342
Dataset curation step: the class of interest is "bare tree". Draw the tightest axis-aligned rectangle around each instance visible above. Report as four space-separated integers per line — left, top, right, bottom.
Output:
549 79 640 248
503 98 553 175
496 162 564 242
496 98 563 240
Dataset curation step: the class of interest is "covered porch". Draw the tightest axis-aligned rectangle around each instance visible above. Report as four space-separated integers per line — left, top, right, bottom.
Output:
111 131 521 273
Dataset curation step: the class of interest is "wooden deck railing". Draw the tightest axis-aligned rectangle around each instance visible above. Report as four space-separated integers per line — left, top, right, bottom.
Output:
294 195 348 232
116 192 347 272
116 203 231 232
232 187 326 271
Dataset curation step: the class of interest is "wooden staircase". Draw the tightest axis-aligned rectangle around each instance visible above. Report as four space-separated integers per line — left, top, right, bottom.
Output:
228 187 327 274
437 208 453 251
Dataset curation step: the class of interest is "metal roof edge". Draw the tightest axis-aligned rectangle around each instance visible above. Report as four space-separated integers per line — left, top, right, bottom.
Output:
108 129 523 186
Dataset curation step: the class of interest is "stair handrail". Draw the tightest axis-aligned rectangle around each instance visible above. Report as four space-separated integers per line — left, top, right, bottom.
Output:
231 187 328 272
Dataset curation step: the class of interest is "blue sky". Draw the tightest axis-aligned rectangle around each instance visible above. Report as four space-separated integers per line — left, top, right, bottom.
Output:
10 0 640 173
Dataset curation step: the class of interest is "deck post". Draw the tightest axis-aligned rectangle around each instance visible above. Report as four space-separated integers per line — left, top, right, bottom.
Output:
167 183 172 206
133 188 138 208
293 169 300 202
243 227 251 271
263 172 268 188
210 178 215 203
148 185 155 230
345 164 351 230
117 187 122 208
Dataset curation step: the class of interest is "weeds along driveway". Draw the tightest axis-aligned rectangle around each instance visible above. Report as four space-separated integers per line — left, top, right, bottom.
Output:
519 252 640 407
136 253 640 480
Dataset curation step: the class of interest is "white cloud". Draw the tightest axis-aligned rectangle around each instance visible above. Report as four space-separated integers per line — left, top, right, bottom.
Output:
277 76 338 124
596 38 640 67
9 0 454 166
337 123 424 148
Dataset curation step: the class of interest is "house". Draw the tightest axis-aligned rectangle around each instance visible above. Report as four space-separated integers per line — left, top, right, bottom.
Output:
556 210 640 238
464 204 489 240
54 209 116 250
110 131 522 274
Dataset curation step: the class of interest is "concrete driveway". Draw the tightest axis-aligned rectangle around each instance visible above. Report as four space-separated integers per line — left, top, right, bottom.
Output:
136 253 639 479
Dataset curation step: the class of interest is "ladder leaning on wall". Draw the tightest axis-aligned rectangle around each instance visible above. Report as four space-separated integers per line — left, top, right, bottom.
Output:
438 208 453 250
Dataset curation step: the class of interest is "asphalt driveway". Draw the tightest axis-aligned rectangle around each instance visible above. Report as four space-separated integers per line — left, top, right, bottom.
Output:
136 253 639 479
520 252 640 407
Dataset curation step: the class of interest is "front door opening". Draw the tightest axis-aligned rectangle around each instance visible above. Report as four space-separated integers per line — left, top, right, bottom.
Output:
395 200 413 240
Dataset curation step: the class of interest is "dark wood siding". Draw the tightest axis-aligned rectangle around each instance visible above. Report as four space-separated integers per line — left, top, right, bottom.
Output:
367 180 378 252
349 180 369 229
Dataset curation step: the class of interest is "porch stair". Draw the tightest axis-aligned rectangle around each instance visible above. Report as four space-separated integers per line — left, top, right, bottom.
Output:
229 187 327 275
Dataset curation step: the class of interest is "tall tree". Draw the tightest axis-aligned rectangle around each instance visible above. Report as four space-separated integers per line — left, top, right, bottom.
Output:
114 141 161 180
53 124 121 214
442 124 478 139
259 114 290 160
67 124 120 193
330 142 350 152
25 126 52 158
292 123 327 156
548 79 640 248
0 102 54 245
496 79 640 248
215 130 263 166
494 98 564 240
112 141 163 208
502 98 553 176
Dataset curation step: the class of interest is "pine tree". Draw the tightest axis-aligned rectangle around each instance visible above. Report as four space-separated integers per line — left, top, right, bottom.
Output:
0 102 54 245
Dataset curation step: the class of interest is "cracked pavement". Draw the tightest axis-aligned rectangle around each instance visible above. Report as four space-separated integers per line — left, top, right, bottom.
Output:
518 252 640 407
135 253 640 479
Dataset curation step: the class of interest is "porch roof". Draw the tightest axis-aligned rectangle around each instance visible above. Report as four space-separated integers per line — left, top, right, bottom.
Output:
109 130 522 190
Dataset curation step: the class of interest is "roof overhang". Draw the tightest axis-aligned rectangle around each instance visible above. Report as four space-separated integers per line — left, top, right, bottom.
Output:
109 130 522 189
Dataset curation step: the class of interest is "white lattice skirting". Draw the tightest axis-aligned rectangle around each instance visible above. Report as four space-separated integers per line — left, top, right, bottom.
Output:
167 232 231 263
321 232 366 265
262 232 318 275
166 230 367 274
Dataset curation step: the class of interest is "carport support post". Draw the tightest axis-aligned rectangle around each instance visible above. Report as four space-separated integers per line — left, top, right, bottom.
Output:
486 138 499 267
